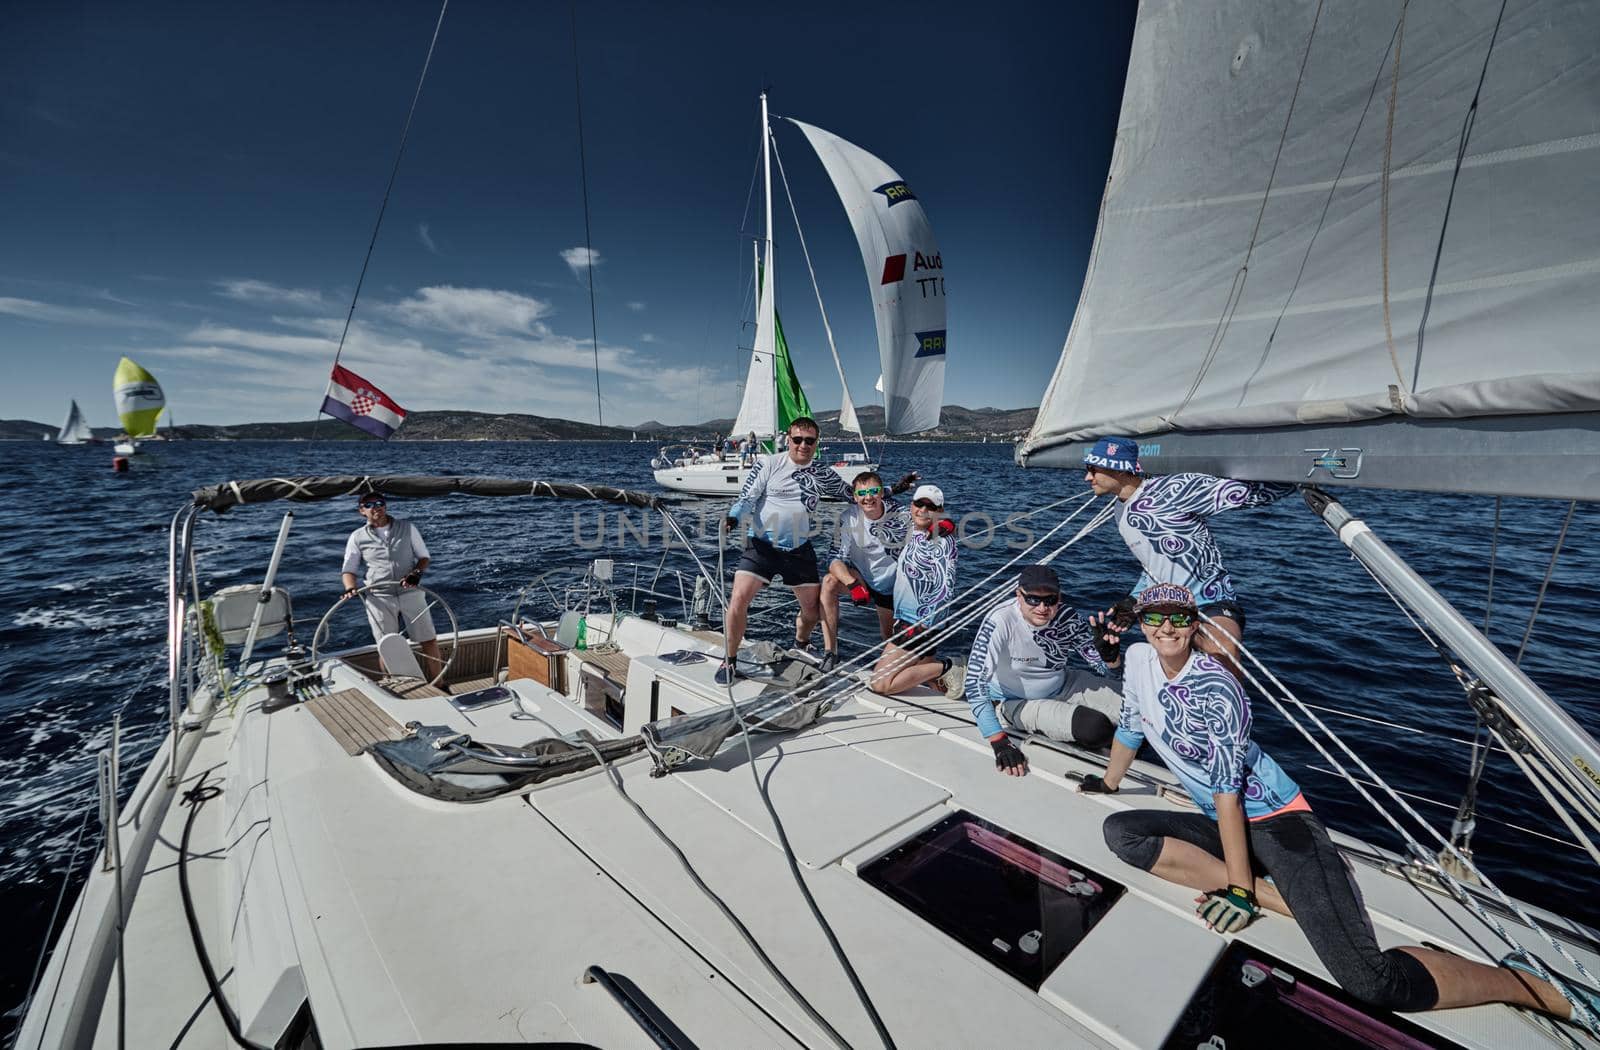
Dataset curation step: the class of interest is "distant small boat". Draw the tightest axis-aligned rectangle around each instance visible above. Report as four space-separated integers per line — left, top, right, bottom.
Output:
55 399 95 445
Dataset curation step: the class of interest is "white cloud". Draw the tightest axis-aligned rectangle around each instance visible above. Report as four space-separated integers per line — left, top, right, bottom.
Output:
640 333 657 343
389 286 553 338
560 247 602 279
0 296 161 328
186 323 332 355
626 300 645 312
213 278 325 309
418 223 437 254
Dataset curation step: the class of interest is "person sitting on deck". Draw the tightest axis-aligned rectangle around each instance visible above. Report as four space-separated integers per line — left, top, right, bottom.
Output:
966 563 1124 777
1083 436 1293 678
1081 582 1594 1024
869 485 963 697
806 469 912 672
340 492 443 679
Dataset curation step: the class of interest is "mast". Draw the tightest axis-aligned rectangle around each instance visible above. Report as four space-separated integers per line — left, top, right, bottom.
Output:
759 90 777 441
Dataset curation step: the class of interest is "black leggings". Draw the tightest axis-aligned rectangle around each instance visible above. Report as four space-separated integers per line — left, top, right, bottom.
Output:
1103 808 1439 1012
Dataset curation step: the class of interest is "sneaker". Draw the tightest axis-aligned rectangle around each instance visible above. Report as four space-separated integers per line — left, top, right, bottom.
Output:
938 658 967 700
818 650 839 674
714 659 736 686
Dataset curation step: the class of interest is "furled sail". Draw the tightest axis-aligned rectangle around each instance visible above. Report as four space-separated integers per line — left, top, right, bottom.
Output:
788 119 945 435
773 306 812 433
113 357 166 438
56 400 93 444
1022 0 1600 500
730 252 778 439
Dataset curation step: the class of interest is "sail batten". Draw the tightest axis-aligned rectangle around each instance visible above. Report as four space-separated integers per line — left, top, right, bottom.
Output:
1025 0 1600 482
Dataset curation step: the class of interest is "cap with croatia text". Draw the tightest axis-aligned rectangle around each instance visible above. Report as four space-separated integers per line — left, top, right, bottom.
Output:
1084 436 1142 474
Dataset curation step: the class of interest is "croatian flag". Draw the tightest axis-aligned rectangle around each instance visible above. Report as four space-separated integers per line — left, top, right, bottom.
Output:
321 365 406 439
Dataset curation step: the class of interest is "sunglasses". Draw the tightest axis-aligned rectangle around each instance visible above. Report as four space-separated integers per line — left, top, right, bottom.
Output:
788 435 818 446
912 499 943 510
1019 592 1061 608
1140 610 1196 628
854 486 883 497
360 500 386 509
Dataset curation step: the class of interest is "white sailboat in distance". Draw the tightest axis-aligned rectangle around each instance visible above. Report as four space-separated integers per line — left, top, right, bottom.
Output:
54 400 95 445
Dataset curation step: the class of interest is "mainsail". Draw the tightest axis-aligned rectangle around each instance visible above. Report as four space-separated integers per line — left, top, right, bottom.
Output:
788 119 945 435
113 357 166 438
56 400 93 444
1021 0 1600 501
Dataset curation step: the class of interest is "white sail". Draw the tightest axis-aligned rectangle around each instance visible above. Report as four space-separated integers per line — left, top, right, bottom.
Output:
56 400 93 444
1025 0 1600 477
730 270 778 439
788 119 945 435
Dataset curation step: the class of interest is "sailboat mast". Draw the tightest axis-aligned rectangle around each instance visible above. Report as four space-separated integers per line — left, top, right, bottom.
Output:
760 91 777 441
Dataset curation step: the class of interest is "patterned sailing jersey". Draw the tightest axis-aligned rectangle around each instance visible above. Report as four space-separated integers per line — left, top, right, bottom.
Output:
1117 473 1294 604
891 528 958 629
728 452 853 551
963 600 1109 738
825 500 911 592
1115 643 1302 820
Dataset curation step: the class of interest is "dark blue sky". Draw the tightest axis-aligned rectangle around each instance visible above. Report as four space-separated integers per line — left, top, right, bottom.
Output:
1 1 1135 427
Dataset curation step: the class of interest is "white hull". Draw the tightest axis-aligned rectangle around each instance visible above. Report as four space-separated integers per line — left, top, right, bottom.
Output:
112 441 137 456
654 458 875 497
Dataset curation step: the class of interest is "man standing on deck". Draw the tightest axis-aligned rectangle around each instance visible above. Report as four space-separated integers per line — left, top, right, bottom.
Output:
966 564 1124 777
1083 436 1292 675
719 416 913 685
340 492 443 679
805 469 910 672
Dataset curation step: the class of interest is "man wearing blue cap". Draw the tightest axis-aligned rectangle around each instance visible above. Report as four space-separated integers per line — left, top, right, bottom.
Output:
1083 436 1292 674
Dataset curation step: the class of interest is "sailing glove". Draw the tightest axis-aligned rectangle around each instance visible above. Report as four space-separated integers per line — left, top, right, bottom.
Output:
1092 630 1122 669
1078 774 1118 794
849 583 871 604
1197 886 1260 934
991 736 1028 775
936 518 956 537
1109 596 1138 631
342 586 359 600
892 472 919 494
402 569 422 588
724 515 740 535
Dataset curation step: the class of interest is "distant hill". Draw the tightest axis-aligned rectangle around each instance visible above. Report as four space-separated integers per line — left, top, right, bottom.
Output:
2 405 1037 442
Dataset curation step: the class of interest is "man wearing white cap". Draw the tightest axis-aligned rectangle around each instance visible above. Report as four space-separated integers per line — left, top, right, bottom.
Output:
870 484 963 697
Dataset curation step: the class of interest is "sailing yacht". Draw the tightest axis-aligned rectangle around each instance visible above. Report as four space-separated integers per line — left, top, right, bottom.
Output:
17 5 1600 1049
54 400 95 445
652 93 945 497
111 356 165 457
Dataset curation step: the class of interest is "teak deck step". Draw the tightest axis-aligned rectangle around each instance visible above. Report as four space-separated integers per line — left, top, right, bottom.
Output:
306 688 408 756
573 649 632 682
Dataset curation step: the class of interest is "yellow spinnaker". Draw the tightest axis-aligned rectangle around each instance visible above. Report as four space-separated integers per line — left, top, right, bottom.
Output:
112 356 165 437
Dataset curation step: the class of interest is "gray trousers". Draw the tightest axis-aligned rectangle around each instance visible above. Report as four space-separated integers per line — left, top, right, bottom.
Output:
998 669 1123 742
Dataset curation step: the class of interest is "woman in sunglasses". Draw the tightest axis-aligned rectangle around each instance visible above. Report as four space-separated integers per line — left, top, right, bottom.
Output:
869 484 962 697
1081 583 1586 1021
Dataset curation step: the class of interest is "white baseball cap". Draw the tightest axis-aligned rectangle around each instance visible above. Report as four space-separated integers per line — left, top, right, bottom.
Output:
911 484 945 506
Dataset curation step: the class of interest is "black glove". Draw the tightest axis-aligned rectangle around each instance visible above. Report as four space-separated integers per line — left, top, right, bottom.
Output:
342 586 359 600
402 569 422 588
724 515 740 534
991 736 1028 775
892 472 919 494
1110 596 1138 630
1078 773 1118 794
1092 630 1122 668
1197 885 1260 933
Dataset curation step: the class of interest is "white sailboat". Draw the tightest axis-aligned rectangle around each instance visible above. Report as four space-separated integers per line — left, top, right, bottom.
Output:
54 400 95 445
653 92 945 497
18 6 1600 1050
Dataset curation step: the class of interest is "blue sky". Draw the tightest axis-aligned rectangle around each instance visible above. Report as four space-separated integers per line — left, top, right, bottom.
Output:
1 1 1135 428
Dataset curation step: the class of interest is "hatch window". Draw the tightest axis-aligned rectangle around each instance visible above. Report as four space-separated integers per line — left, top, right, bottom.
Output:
858 811 1123 989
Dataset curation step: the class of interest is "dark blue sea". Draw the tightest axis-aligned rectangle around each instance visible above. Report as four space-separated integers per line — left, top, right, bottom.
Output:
2 439 1595 1034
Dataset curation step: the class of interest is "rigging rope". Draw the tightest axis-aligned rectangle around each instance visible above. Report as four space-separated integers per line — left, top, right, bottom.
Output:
313 0 450 438
1379 1 1410 396
569 2 604 426
1514 500 1577 666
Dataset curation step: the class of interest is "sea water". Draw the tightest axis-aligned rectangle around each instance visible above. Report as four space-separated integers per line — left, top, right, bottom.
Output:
1 439 1594 1032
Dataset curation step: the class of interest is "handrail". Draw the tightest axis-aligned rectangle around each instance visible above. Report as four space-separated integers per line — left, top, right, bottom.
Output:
580 965 689 1050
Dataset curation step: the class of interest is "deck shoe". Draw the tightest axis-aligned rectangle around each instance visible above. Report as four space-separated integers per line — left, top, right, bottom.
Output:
818 650 839 674
714 659 736 686
937 658 967 700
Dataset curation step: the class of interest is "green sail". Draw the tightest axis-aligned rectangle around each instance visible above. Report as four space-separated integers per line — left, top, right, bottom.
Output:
773 308 811 432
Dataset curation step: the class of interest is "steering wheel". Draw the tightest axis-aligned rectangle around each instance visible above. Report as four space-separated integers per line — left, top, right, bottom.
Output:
312 581 461 688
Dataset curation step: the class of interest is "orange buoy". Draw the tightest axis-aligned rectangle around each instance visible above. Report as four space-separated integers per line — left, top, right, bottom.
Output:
112 456 130 473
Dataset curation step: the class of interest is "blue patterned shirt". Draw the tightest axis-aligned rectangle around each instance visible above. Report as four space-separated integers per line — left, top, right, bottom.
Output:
728 452 853 551
825 500 911 593
964 600 1110 738
1117 473 1294 605
891 528 957 629
1116 643 1301 820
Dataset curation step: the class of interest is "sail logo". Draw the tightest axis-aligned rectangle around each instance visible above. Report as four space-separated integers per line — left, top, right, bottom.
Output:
1303 447 1363 479
881 254 907 284
121 383 162 401
873 180 917 207
914 330 946 358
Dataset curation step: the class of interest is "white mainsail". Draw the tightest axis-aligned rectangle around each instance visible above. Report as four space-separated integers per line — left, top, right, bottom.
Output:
730 97 780 441
1023 0 1600 496
788 119 945 435
56 400 93 444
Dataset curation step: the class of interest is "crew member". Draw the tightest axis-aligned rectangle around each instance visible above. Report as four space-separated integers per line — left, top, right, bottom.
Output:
870 484 962 697
967 564 1123 776
810 470 909 671
1082 583 1591 1023
1084 436 1291 675
340 492 443 679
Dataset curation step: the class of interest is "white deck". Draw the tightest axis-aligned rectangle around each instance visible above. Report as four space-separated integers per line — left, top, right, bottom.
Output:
19 617 1600 1049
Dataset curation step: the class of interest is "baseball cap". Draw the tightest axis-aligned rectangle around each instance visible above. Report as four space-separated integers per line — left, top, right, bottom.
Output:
912 484 945 506
1017 564 1060 594
1135 583 1198 611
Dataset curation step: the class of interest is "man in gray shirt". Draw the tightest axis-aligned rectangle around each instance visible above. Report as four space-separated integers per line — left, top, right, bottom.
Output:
340 492 442 678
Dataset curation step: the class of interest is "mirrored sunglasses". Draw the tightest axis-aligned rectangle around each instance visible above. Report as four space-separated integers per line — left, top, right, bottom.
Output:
1140 610 1196 628
854 486 883 498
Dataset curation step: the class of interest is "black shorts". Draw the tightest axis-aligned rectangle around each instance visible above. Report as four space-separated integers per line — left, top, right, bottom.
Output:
736 538 820 586
887 619 939 657
1200 600 1246 632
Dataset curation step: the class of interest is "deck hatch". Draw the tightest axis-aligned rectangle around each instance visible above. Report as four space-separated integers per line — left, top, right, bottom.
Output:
858 810 1123 990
